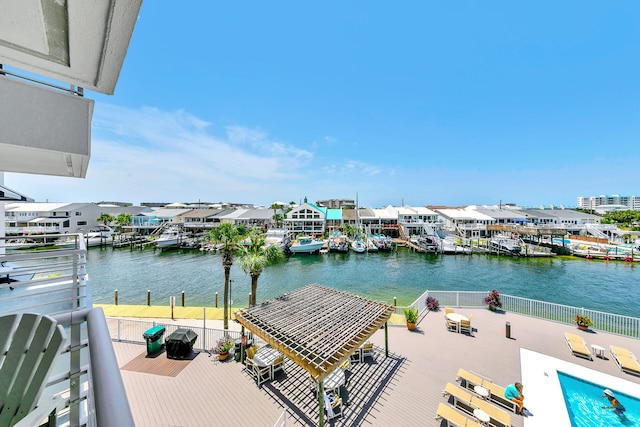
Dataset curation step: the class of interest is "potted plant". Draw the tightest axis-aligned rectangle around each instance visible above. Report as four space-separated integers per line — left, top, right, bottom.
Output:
404 307 419 330
574 315 593 331
484 289 502 312
212 336 234 361
425 296 440 311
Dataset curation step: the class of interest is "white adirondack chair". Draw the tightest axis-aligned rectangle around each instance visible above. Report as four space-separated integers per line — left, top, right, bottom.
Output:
0 313 67 427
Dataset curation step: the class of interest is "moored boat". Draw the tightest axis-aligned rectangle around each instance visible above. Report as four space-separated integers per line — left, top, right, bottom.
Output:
288 235 325 254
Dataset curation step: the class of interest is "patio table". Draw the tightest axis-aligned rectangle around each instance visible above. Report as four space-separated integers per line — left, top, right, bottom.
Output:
446 313 468 333
253 346 283 380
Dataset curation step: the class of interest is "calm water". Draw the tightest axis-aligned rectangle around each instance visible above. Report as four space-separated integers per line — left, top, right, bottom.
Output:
86 248 639 317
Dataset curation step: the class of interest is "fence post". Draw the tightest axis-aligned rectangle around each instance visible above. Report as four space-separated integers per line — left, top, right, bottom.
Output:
203 307 206 352
181 291 185 307
147 290 151 306
215 292 218 308
115 289 118 305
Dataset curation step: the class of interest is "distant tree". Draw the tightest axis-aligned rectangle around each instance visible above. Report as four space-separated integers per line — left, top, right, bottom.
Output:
238 228 284 306
115 213 132 231
96 213 115 226
207 223 246 329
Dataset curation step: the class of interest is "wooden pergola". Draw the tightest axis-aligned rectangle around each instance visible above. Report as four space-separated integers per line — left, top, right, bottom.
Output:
234 284 394 426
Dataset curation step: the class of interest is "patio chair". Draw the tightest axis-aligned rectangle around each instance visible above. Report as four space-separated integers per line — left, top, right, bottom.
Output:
246 358 271 387
564 332 593 360
435 403 482 427
445 307 455 315
459 319 472 336
445 317 458 332
610 345 640 376
272 355 285 376
362 342 374 361
0 313 66 427
324 390 342 420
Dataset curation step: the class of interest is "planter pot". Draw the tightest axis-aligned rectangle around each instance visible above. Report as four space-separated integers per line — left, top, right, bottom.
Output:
577 325 588 331
488 305 497 312
218 351 229 361
407 322 416 331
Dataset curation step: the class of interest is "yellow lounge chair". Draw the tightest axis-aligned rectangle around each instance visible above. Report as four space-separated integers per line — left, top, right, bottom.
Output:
610 345 640 376
435 402 482 427
456 368 483 390
481 381 518 414
564 332 593 360
443 383 512 427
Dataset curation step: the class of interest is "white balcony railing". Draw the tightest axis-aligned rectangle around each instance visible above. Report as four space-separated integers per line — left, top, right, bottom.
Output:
1 234 134 426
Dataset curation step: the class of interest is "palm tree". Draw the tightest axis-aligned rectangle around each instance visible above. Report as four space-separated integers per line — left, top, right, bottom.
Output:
96 213 114 226
238 228 284 306
115 213 132 232
207 223 245 329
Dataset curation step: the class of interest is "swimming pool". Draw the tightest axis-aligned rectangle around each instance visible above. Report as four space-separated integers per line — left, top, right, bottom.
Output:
558 371 638 427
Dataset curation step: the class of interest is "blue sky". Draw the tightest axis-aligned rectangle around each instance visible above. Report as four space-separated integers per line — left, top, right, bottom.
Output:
7 1 640 208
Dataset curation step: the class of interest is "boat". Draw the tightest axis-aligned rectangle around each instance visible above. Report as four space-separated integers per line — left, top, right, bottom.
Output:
264 228 289 248
351 235 366 253
155 225 190 249
489 236 522 256
328 232 349 253
370 234 393 251
288 235 325 254
84 226 114 247
413 235 439 253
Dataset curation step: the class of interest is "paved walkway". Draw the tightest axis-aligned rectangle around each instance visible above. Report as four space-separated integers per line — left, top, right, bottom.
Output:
112 308 640 426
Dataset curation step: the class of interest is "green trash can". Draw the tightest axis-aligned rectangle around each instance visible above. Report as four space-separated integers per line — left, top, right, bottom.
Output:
143 325 165 356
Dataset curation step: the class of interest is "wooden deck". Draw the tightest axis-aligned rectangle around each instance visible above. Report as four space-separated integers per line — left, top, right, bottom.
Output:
113 308 640 426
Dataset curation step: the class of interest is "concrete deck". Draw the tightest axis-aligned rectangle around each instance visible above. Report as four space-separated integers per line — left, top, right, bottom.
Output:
112 308 640 426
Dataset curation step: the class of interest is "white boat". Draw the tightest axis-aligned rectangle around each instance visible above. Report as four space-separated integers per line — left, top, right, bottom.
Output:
351 235 366 253
155 226 190 249
289 235 325 254
264 228 289 248
84 226 114 247
490 236 522 256
328 232 349 253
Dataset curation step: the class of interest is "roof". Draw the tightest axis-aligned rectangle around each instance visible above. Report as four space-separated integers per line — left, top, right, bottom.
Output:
235 284 394 381
325 209 343 221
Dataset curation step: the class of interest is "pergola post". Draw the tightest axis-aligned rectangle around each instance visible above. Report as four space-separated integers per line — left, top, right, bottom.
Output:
318 380 325 427
384 322 389 358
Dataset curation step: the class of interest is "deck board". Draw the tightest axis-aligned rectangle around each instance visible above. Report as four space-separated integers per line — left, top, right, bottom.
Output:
113 308 640 426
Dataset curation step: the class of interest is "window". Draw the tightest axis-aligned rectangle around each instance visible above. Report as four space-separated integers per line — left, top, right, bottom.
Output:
77 221 87 226
75 212 82 216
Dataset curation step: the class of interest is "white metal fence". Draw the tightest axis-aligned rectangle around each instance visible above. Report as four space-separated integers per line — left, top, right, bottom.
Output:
404 290 640 339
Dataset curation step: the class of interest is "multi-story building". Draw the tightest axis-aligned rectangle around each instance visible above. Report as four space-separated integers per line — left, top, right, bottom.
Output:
577 194 640 212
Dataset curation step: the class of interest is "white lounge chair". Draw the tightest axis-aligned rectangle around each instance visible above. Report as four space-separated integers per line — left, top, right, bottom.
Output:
0 313 66 427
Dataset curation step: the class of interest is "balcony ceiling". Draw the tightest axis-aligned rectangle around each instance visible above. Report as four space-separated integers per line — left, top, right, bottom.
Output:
0 0 142 95
0 0 142 179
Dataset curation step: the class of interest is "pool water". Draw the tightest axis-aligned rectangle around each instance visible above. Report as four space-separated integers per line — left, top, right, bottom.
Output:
558 371 639 426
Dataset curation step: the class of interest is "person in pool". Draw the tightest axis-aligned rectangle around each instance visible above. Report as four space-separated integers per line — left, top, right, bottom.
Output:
504 382 526 415
601 389 626 417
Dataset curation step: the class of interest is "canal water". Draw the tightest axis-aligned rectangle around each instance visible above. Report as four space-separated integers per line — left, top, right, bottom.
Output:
86 248 639 317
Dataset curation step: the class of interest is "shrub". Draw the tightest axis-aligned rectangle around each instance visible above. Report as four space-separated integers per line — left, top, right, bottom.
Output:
211 336 234 354
425 296 440 311
574 315 593 328
484 289 503 308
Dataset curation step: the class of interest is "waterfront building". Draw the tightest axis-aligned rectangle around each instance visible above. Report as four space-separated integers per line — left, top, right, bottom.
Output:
285 201 327 235
316 198 356 209
578 194 640 212
4 202 147 236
